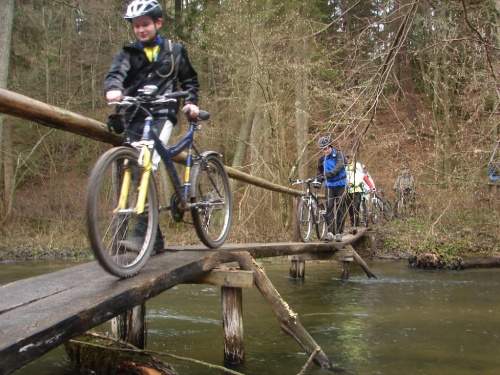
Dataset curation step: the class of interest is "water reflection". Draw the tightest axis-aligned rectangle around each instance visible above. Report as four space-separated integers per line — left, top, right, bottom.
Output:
3 260 500 375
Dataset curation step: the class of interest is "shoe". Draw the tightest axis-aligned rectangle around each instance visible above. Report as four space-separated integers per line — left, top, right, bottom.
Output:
120 236 164 255
119 237 143 253
335 234 342 242
323 232 334 242
352 227 357 235
153 237 165 254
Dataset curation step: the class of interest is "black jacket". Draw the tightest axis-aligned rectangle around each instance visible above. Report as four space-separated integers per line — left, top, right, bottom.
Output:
104 38 200 106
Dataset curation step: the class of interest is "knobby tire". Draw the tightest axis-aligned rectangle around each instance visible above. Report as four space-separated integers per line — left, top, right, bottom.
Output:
85 146 158 278
297 199 312 242
191 155 232 248
315 202 327 240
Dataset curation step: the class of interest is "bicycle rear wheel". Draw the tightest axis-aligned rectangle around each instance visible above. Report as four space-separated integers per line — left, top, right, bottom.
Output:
85 146 158 278
297 199 312 242
191 154 232 249
392 196 402 218
315 203 327 240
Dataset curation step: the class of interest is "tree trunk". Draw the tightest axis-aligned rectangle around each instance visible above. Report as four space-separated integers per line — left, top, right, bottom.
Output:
231 67 260 192
0 0 15 218
295 35 310 180
394 0 418 123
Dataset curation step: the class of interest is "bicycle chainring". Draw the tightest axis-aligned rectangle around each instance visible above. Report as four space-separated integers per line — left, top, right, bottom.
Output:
170 193 185 223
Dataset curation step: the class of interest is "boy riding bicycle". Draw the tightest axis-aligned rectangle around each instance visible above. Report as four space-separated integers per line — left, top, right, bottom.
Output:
104 0 200 252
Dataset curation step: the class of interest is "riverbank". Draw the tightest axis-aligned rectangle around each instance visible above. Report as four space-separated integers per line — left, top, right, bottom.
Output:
1 213 498 265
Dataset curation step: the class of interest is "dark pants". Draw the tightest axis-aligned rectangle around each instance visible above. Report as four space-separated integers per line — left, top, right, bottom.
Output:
325 185 346 235
347 192 361 227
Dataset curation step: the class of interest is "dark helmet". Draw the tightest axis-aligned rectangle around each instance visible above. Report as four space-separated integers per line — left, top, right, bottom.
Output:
124 0 163 21
401 164 409 170
318 135 332 149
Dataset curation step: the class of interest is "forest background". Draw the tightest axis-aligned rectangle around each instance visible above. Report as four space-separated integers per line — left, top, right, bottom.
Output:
0 0 499 260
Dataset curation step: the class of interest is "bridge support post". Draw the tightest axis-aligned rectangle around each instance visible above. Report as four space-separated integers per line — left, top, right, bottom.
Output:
222 286 245 364
345 244 377 279
290 259 306 279
232 251 343 371
337 248 354 281
111 303 146 349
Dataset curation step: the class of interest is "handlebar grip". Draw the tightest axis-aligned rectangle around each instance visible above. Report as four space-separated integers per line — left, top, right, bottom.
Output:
165 91 190 99
198 110 210 121
182 108 211 121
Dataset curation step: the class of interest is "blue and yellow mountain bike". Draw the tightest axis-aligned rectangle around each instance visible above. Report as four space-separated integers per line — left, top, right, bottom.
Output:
85 86 232 278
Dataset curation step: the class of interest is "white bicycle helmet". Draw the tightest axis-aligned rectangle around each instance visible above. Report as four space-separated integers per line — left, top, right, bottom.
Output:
318 135 332 149
124 0 163 20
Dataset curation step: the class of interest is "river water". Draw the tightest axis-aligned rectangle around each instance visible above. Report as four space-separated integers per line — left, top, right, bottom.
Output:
2 259 499 375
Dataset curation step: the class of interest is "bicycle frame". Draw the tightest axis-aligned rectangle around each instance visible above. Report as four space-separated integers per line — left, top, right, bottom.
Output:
298 180 322 219
115 107 202 217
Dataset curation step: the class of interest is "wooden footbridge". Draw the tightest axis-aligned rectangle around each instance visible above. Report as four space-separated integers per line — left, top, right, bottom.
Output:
0 235 375 375
0 89 378 374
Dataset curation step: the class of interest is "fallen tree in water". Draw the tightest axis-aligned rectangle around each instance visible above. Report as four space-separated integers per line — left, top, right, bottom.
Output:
409 253 500 270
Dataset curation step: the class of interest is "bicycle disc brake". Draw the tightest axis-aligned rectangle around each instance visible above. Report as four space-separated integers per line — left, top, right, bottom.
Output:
170 193 185 222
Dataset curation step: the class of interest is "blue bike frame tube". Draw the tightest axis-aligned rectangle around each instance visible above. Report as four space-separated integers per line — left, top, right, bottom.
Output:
150 123 196 203
184 133 195 199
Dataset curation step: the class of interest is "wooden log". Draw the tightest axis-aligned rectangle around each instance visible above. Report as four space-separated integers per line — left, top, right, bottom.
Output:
0 88 122 145
189 269 254 288
462 256 500 268
232 251 344 372
345 245 378 279
111 304 146 349
0 89 319 198
221 287 245 364
409 253 500 270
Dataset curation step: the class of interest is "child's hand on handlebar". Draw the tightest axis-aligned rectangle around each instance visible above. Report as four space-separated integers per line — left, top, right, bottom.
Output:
106 90 123 103
182 103 199 118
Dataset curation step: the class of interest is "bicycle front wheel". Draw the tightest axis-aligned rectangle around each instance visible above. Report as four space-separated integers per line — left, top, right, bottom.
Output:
297 199 312 242
191 154 232 249
371 201 380 224
85 146 158 278
382 200 393 221
315 203 327 240
392 197 402 218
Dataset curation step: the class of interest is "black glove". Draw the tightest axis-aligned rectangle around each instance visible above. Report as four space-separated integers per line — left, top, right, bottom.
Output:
317 175 325 183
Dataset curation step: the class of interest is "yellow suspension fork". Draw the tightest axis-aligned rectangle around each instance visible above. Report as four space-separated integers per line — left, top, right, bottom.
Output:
115 159 133 214
136 145 152 214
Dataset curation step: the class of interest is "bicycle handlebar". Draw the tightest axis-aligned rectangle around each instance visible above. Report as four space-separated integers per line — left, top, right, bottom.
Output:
108 88 210 121
291 177 322 187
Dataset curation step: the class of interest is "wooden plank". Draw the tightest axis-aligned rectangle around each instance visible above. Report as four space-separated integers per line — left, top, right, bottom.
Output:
0 251 219 375
288 253 338 261
336 248 354 262
165 228 367 263
189 269 254 288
